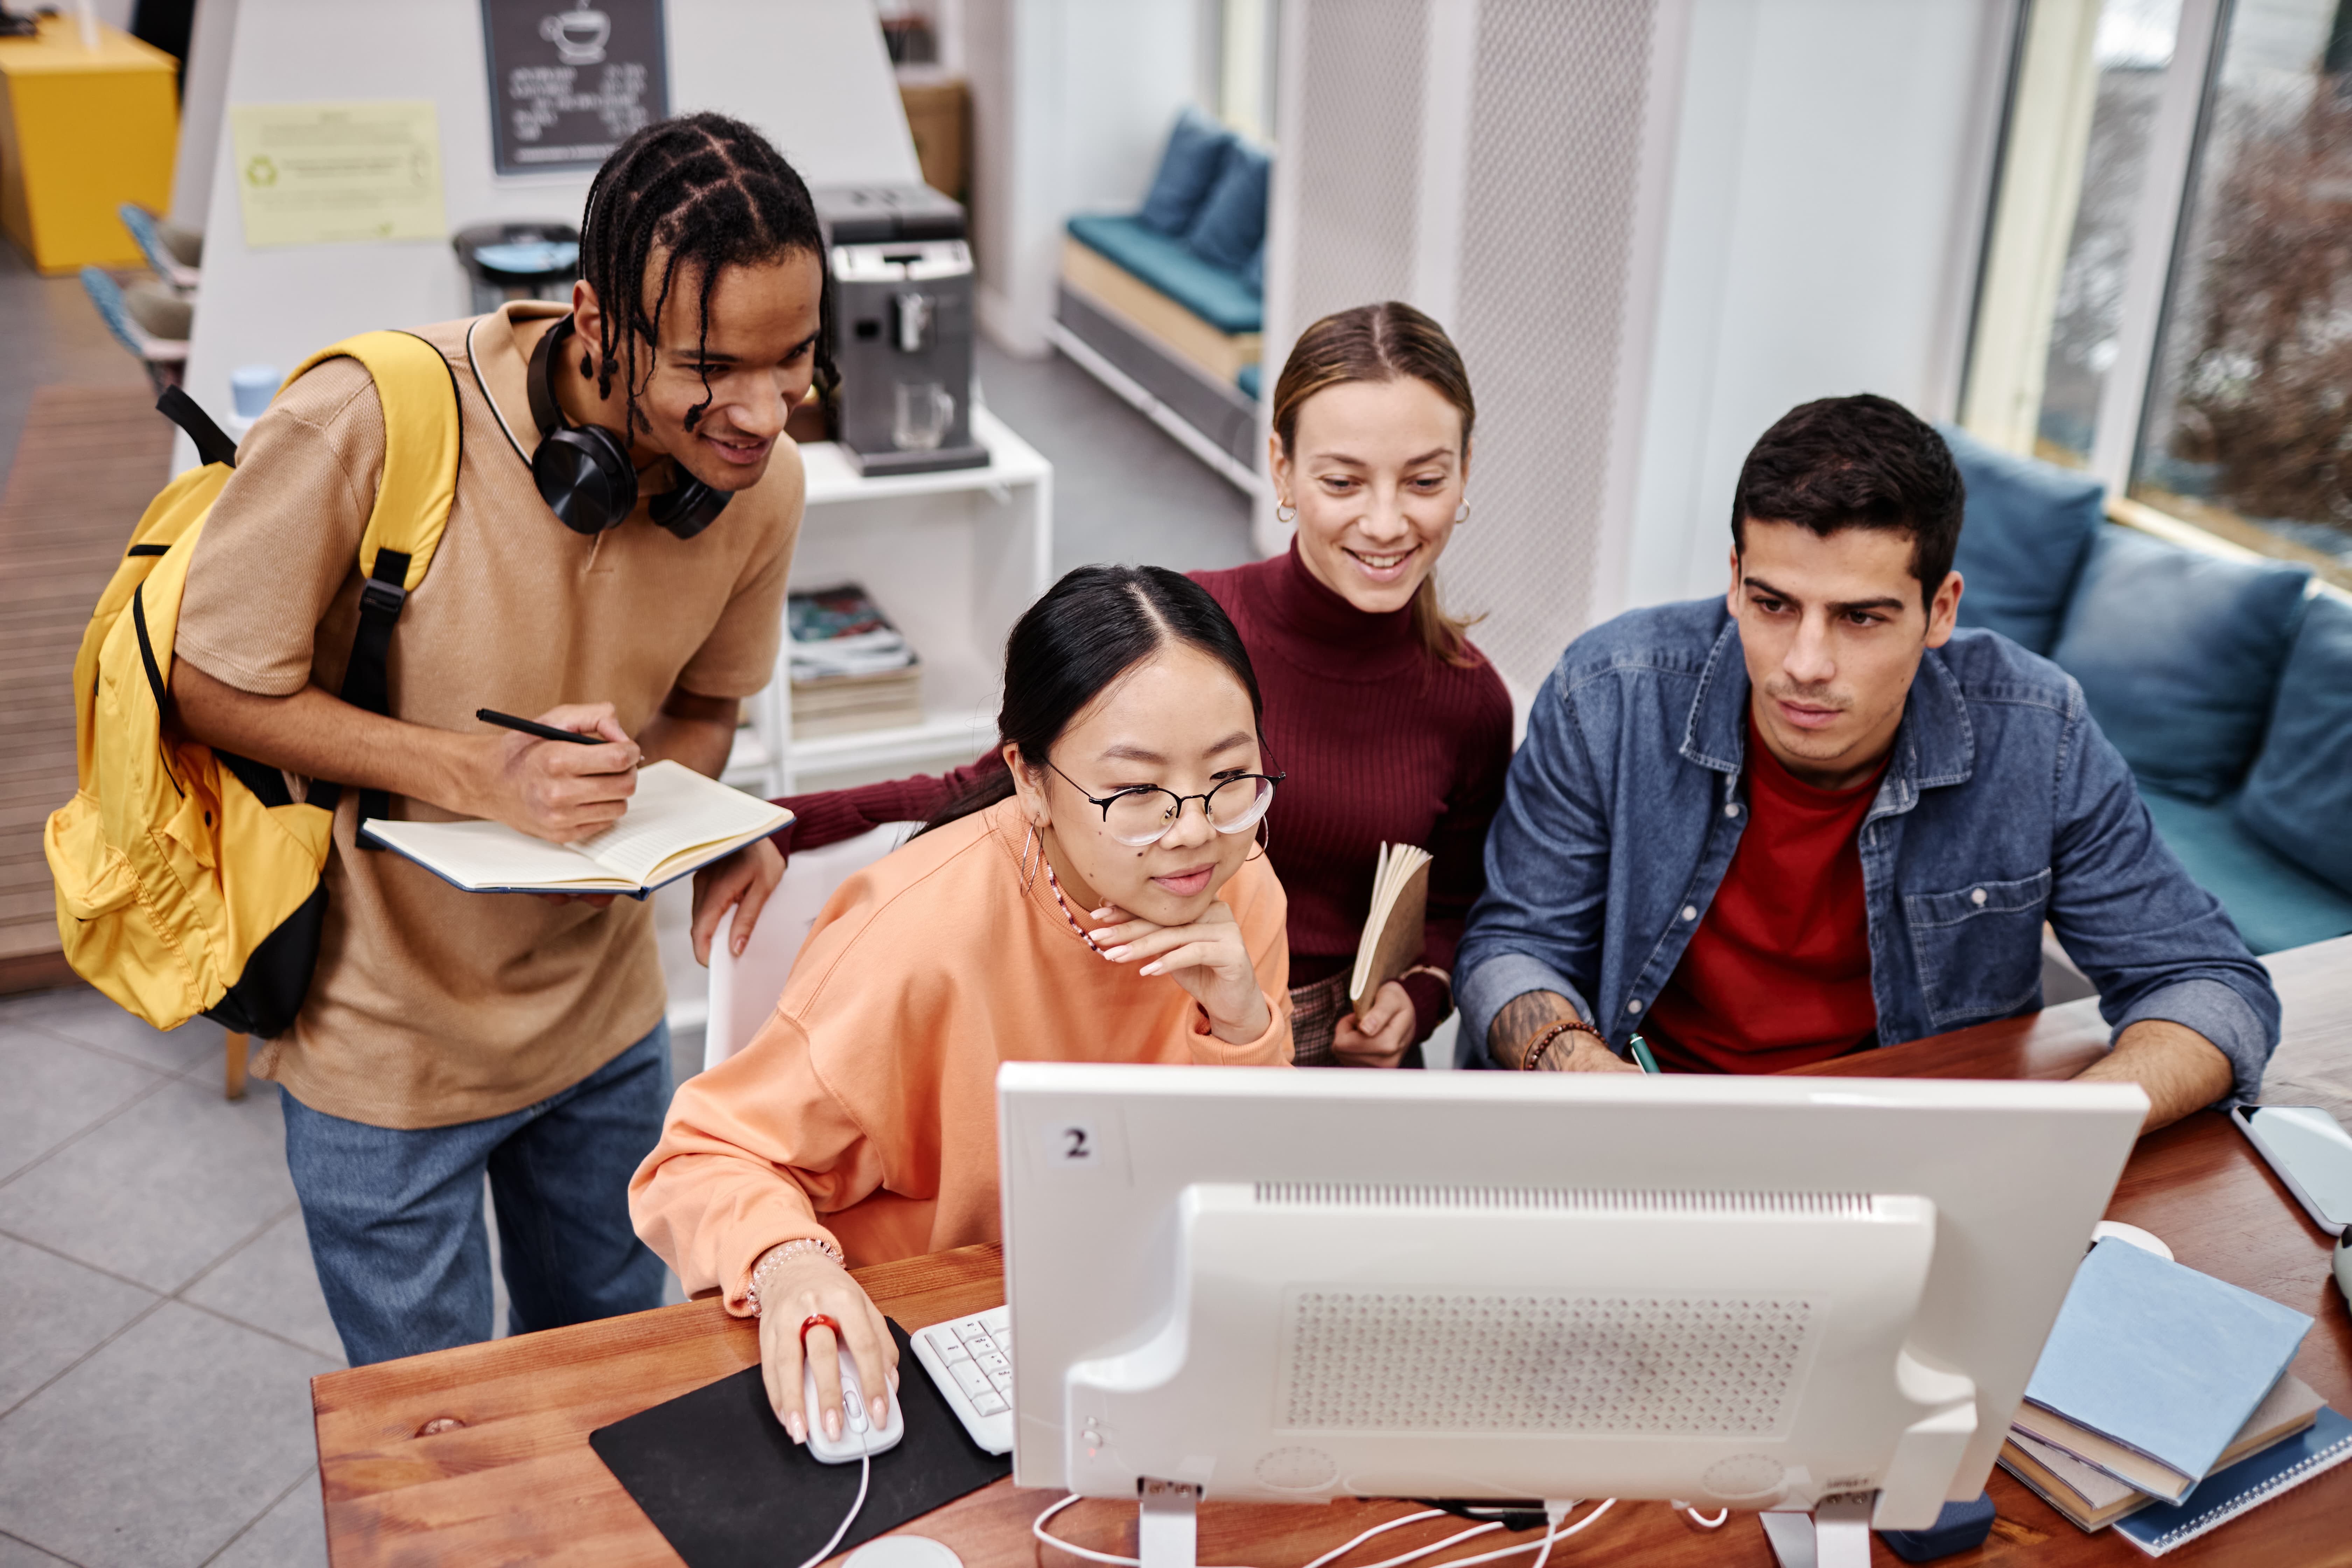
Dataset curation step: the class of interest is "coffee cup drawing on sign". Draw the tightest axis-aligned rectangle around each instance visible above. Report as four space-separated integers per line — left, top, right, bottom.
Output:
541 7 611 66
894 382 954 452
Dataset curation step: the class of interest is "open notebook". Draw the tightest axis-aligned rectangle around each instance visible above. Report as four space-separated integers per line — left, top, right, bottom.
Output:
359 761 792 897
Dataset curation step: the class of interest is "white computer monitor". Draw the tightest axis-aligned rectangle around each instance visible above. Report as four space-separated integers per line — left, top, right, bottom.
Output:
998 1063 2145 1537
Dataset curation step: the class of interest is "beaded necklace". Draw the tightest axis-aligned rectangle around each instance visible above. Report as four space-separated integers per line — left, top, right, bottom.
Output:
1041 855 1113 959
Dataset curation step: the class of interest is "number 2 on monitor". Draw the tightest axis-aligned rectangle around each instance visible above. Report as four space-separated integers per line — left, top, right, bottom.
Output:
1052 1121 1098 1166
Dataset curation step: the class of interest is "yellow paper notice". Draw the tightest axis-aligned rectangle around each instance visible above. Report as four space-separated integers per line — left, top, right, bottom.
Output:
229 101 447 248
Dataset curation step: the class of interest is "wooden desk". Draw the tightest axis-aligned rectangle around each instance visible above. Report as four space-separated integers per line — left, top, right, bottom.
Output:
0 17 177 272
313 938 2352 1567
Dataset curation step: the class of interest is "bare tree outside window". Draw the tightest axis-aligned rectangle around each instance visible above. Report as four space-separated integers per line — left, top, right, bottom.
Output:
2135 0 2352 579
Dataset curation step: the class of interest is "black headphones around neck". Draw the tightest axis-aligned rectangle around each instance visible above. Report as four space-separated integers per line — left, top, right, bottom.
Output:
526 314 730 540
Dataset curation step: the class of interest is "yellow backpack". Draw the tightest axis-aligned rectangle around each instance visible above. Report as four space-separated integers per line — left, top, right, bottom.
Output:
44 330 462 1035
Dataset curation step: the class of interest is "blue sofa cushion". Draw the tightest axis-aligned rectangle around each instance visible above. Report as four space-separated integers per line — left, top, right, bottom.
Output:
1183 138 1270 272
1066 213 1263 334
2049 526 2312 803
1138 106 1234 236
2138 786 2352 955
1937 423 2105 655
2235 590 2352 898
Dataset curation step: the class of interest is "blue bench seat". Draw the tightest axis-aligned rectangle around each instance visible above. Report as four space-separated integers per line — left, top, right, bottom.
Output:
2138 787 2352 956
1065 213 1263 336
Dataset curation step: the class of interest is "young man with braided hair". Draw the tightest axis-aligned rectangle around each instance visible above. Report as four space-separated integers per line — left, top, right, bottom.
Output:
1456 395 2278 1135
172 113 824 1364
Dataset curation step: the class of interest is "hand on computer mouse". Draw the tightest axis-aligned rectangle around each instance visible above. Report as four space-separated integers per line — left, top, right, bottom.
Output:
752 1245 898 1445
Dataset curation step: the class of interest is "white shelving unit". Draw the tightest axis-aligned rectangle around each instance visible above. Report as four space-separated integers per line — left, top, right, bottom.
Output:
721 404 1054 798
670 406 1051 1043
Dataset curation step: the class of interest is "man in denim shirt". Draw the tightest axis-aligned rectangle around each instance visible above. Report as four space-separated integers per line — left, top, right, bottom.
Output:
1457 396 2276 1132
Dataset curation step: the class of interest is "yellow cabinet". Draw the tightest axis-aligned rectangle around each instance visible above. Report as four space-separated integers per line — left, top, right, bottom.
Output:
0 18 178 273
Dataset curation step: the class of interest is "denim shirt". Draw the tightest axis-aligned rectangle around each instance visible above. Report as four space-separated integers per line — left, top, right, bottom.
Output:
1455 599 2279 1100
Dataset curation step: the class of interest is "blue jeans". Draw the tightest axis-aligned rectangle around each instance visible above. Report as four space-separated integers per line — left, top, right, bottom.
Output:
282 1022 672 1366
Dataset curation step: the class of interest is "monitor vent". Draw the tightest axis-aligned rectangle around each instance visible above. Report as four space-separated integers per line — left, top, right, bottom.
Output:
1282 1291 1811 1435
1253 1183 1873 1218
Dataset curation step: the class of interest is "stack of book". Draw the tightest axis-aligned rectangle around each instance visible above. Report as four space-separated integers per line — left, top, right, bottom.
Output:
786 584 923 740
1997 1237 2349 1555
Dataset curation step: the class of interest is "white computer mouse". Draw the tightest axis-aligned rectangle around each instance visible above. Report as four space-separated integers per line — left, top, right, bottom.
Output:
2090 1220 2174 1261
802 1344 905 1463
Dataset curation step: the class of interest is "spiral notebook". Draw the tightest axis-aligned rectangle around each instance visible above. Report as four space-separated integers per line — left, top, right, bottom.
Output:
2110 1405 2352 1556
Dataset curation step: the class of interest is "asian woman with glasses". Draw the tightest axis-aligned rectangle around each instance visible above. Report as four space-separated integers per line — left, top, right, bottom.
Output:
630 565 1292 1449
745 302 1512 1069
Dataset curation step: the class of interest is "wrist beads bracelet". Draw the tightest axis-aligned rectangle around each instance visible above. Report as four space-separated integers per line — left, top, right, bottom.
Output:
743 1235 846 1316
1520 1017 1604 1071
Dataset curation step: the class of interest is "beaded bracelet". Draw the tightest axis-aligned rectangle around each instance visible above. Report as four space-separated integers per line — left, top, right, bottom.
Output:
1520 1017 1604 1072
743 1236 846 1316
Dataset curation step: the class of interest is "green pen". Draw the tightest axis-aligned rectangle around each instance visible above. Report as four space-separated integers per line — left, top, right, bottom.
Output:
1629 1033 1660 1073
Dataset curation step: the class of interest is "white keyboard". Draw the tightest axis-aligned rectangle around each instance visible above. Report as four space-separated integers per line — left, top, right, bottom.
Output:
911 1307 1014 1454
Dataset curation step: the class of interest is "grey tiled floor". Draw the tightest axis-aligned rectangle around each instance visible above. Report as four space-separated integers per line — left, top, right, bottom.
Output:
0 986 708 1568
0 991 334 1568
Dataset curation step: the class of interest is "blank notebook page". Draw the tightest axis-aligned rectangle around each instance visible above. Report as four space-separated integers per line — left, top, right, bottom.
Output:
572 761 785 883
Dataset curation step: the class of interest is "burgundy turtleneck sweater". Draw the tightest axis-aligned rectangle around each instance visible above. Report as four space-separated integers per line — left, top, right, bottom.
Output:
775 545 1514 1044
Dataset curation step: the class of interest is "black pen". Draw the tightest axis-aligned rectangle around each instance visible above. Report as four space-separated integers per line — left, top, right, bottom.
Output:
476 708 606 746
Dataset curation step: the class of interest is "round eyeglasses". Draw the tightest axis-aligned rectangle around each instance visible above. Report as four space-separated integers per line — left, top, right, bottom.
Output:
1045 761 1284 847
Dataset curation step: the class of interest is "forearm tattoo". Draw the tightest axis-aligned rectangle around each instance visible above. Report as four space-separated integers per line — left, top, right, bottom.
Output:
1487 990 1582 1069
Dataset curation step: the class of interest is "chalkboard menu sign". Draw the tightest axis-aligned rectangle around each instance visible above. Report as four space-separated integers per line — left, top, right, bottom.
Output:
479 1 669 176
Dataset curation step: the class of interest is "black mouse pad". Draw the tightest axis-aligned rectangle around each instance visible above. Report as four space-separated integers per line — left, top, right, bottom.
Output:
589 1320 1012 1568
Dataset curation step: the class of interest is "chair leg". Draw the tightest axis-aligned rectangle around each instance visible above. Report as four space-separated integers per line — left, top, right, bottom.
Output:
224 1032 248 1100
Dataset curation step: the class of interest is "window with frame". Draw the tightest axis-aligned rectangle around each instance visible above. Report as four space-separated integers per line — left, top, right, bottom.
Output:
1964 0 2352 589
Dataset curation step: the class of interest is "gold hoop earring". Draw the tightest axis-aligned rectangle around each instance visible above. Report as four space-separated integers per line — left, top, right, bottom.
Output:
1276 500 1297 525
1454 500 1470 524
1019 824 1040 892
1246 818 1271 862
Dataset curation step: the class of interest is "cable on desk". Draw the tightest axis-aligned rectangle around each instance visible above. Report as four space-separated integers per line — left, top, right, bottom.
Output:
793 1426 872 1568
1029 1496 1619 1568
1300 1511 1450 1568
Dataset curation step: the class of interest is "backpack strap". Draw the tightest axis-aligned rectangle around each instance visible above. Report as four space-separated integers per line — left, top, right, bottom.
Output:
281 331 464 831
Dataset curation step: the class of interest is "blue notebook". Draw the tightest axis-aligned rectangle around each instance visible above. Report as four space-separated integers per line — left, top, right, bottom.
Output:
2112 1405 2352 1555
2022 1240 2312 1492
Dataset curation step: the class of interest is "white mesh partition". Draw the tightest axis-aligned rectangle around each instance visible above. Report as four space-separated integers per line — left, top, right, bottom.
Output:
1283 0 1430 331
1440 0 1664 691
1264 0 1683 690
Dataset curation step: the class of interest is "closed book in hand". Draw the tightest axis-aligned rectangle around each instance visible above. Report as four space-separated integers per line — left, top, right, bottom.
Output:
2020 1239 2312 1502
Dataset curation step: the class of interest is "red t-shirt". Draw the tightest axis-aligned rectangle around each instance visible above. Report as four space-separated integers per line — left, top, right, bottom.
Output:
1642 715 1887 1074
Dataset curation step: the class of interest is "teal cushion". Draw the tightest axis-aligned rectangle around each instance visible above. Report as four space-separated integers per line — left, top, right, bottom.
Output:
1138 107 1234 236
1237 362 1261 401
1066 213 1263 334
1182 139 1270 272
2139 786 2352 955
2235 591 2352 897
1937 423 2105 655
2050 526 2312 802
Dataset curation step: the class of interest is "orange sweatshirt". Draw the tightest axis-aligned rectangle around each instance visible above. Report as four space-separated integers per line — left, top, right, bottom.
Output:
629 796 1293 1311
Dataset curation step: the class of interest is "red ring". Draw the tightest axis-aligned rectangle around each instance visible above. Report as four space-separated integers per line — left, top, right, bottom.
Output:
798 1313 843 1350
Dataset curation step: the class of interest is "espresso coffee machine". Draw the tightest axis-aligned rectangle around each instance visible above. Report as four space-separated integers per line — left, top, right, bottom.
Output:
813 184 988 475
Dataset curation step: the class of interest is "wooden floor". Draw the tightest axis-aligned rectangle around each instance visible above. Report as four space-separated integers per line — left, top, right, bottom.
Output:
0 384 173 986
